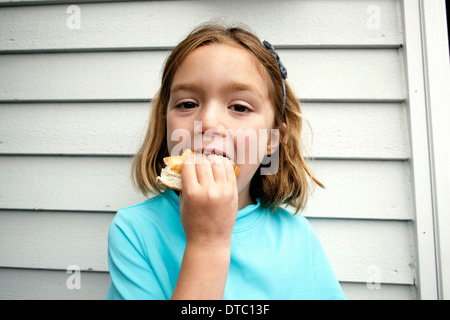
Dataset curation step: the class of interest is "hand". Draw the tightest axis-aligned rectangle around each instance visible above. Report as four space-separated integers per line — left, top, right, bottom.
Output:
179 154 238 248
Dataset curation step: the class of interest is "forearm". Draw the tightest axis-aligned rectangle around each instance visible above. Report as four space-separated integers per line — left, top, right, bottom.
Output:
171 241 231 300
172 154 237 300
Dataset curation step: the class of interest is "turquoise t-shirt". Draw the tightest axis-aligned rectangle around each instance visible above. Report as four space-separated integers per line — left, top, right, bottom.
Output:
106 189 345 300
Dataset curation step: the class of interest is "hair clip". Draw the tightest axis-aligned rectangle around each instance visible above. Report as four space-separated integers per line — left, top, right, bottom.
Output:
263 40 288 118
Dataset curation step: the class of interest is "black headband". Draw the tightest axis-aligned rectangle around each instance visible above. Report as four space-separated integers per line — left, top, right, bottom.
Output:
263 40 288 118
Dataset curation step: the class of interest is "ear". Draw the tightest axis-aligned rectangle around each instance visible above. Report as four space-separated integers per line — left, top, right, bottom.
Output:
266 123 286 156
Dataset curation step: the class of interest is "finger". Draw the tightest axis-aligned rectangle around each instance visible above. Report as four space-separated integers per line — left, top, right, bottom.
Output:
208 154 227 183
224 157 237 188
195 154 214 185
181 155 198 186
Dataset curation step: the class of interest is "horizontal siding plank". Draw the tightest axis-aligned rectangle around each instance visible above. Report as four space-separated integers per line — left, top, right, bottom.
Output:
0 49 405 101
0 211 415 285
0 51 166 101
311 219 416 285
0 211 113 271
0 0 401 51
341 282 416 300
303 159 413 220
0 102 410 159
0 156 146 212
0 268 416 300
0 102 150 156
302 102 410 159
0 267 110 300
0 157 412 220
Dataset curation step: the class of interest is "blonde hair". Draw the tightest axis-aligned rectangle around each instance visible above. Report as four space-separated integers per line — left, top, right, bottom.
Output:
132 22 323 213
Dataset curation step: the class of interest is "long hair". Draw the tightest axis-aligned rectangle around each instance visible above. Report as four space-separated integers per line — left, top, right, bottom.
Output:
132 22 323 213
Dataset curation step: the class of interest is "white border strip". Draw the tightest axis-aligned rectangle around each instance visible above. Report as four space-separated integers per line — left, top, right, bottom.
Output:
401 0 438 299
419 0 450 300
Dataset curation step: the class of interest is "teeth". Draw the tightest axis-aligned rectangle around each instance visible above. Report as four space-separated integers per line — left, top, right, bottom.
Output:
203 151 230 160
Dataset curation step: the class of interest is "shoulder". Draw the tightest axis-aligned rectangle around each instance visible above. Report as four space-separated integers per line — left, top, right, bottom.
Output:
272 206 346 299
268 205 315 234
119 192 172 214
108 190 181 255
110 190 179 236
262 205 327 254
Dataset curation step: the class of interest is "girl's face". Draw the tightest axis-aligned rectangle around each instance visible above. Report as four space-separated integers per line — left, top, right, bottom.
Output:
166 43 278 204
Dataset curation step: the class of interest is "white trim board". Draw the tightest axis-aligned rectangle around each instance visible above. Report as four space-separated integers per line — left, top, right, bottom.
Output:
419 0 450 300
401 0 450 300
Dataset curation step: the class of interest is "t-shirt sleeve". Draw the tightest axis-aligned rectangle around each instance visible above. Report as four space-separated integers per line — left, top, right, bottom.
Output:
307 222 347 300
106 209 166 300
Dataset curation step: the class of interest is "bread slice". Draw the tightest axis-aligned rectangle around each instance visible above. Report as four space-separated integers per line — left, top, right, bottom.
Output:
156 149 239 190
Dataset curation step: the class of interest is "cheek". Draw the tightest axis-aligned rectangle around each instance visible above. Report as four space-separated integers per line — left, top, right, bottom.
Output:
166 116 175 151
233 131 270 192
234 129 270 166
166 115 192 156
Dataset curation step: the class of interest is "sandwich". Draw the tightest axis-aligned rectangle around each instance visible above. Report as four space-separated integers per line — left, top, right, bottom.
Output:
156 149 240 190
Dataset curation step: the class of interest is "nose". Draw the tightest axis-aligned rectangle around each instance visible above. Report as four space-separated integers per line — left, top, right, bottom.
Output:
192 103 228 154
198 103 226 137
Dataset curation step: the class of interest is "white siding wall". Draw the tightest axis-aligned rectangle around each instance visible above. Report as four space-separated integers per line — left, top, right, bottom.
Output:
0 0 421 299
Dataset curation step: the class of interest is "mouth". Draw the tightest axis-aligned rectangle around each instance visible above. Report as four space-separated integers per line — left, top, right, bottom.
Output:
195 148 234 162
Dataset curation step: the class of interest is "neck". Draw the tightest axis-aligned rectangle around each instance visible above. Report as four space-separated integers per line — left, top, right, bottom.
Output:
238 184 256 210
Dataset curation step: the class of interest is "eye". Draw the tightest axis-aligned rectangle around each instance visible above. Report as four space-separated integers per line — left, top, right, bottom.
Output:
175 101 198 110
229 104 250 113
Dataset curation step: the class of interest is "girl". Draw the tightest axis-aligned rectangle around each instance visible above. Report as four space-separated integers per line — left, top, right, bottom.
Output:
106 23 345 300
